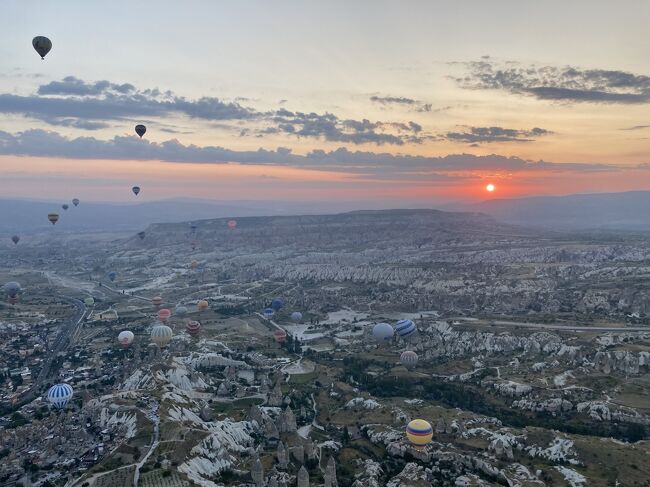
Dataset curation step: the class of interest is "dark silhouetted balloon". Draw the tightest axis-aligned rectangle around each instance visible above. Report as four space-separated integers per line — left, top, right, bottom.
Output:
48 213 59 225
135 124 146 138
11 235 19 245
132 186 141 196
62 204 69 211
72 198 80 207
107 271 117 282
271 298 284 311
138 231 146 240
32 36 52 59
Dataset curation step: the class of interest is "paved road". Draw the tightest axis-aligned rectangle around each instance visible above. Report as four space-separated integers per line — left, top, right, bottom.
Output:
133 400 160 487
20 297 86 405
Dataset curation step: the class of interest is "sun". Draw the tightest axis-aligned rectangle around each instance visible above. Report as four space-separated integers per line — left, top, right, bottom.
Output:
486 183 495 192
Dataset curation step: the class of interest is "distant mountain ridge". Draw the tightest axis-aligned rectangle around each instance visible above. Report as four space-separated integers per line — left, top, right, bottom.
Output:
457 191 650 231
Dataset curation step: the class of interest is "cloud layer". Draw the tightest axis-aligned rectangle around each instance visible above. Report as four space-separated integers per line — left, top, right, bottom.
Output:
455 60 650 104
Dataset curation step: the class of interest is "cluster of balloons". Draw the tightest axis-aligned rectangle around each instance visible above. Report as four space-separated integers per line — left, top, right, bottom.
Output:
371 319 419 369
43 198 80 227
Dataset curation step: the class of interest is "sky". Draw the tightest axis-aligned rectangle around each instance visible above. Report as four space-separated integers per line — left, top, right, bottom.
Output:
1 0 649 204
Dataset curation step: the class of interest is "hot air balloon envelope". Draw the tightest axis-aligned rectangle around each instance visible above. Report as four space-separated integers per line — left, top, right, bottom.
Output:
151 324 173 347
47 383 73 409
263 308 275 319
11 235 19 245
406 419 433 448
400 350 418 369
372 323 394 344
48 213 59 225
158 308 171 321
132 186 141 196
135 124 146 138
273 329 287 343
62 204 69 211
118 330 134 347
271 298 284 311
395 319 417 338
291 311 303 322
72 198 80 207
175 305 188 317
83 297 95 306
32 36 52 59
197 300 209 312
186 320 201 336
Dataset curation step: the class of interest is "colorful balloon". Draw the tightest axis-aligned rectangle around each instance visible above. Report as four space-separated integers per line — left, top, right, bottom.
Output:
227 220 237 230
273 329 287 343
47 383 73 409
32 36 52 59
152 296 163 307
158 308 171 322
372 323 394 344
263 308 275 319
186 320 201 336
291 311 303 322
135 124 146 138
48 213 59 225
197 300 209 312
83 297 95 306
400 351 418 369
406 419 433 449
271 298 284 311
151 324 173 347
118 330 134 347
395 319 417 339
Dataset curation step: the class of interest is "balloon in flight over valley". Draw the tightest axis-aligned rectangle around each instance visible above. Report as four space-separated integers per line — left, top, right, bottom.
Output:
400 350 418 369
32 36 52 59
107 271 117 282
372 323 394 344
273 329 287 343
271 298 284 311
175 305 188 317
62 204 69 211
72 198 80 207
83 297 95 306
291 311 303 322
197 300 209 312
227 220 237 230
405 419 433 449
135 124 146 138
11 235 20 245
117 330 134 347
185 320 201 336
263 308 275 319
138 231 146 240
47 383 74 409
395 319 417 339
158 308 171 322
48 213 59 225
151 324 173 347
4 281 22 304
152 296 163 307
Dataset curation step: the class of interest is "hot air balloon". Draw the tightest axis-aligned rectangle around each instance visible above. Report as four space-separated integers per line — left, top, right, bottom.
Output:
62 204 69 211
186 320 201 336
47 383 73 409
48 213 59 225
158 308 171 322
273 329 287 343
135 124 146 138
271 298 284 312
197 300 209 312
132 186 141 196
4 281 21 304
72 198 80 207
372 323 394 344
151 324 173 347
83 297 95 306
227 220 237 230
152 296 163 308
400 351 418 369
406 419 433 449
11 235 19 245
395 319 417 339
138 231 146 240
263 308 275 319
107 271 117 282
32 36 52 59
175 305 188 317
118 330 134 348
291 311 303 322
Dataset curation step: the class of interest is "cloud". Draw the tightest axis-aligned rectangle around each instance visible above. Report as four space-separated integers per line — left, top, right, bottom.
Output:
620 125 650 130
455 60 650 104
370 95 432 112
1 76 427 146
0 129 621 177
443 126 553 144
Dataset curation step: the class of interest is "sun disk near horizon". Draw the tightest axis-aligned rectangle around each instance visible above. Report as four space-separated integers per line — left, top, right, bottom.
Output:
486 183 495 192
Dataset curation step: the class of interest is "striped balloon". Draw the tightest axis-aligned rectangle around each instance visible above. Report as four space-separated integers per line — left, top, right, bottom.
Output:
406 419 433 448
151 324 173 347
263 308 275 319
47 383 74 409
186 320 201 336
395 319 417 338
400 350 418 369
